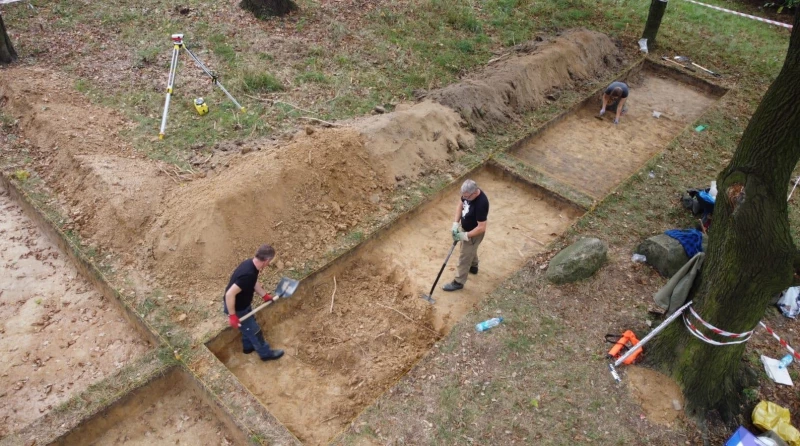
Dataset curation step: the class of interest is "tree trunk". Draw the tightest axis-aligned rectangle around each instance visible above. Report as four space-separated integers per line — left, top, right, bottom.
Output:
642 0 668 49
649 9 800 420
240 0 298 19
0 12 17 65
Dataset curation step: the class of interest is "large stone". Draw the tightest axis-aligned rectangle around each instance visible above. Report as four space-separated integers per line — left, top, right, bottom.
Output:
546 238 608 284
636 234 708 278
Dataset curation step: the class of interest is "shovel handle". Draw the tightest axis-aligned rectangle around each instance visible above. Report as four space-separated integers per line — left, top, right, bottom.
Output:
238 296 279 324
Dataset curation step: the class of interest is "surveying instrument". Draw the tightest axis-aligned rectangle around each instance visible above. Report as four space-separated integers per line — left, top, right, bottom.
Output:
158 34 245 139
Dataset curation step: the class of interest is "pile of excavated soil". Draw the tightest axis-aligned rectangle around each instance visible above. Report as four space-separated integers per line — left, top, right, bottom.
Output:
350 100 474 184
217 259 438 445
626 366 685 426
0 67 169 258
147 128 391 294
0 188 150 437
424 28 623 133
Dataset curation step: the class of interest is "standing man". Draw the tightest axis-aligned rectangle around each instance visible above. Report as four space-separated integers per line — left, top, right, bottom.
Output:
598 81 629 125
443 179 489 292
223 244 284 361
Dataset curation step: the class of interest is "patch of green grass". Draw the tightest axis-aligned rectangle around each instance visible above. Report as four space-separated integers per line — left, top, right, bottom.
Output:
208 33 237 64
241 71 284 93
296 70 330 84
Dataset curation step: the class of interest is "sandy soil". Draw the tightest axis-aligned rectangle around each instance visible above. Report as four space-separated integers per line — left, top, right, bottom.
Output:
214 166 583 444
626 366 685 426
512 70 720 198
0 187 150 438
51 368 247 446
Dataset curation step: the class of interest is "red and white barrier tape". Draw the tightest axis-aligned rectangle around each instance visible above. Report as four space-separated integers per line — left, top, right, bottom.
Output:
683 312 753 345
759 322 800 361
684 0 793 29
688 306 754 338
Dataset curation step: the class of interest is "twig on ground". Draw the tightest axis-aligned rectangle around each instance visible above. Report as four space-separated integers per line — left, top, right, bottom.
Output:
330 276 337 314
158 165 180 184
322 414 339 423
273 221 283 228
299 117 340 127
376 302 438 336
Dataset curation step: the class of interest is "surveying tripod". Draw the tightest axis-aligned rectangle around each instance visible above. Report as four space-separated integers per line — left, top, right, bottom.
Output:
158 34 245 139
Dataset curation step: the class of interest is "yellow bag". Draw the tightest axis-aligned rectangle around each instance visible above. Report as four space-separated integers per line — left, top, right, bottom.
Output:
753 401 800 446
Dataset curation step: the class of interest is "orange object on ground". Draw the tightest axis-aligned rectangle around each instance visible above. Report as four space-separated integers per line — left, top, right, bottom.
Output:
606 330 643 364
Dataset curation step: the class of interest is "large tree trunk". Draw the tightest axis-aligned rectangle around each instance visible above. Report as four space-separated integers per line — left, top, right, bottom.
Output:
240 0 298 19
642 0 668 49
0 12 17 64
649 9 800 420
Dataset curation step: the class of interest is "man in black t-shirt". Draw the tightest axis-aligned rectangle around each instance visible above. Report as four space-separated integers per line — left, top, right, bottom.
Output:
443 179 489 291
598 81 629 125
223 244 284 361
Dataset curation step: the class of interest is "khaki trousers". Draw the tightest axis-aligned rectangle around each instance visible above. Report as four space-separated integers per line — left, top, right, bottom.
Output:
454 232 485 285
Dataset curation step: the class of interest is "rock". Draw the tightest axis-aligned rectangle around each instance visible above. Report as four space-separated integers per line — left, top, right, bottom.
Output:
456 133 474 151
545 238 608 284
305 126 315 135
240 146 253 155
176 313 187 322
369 194 381 204
374 105 386 114
635 234 707 278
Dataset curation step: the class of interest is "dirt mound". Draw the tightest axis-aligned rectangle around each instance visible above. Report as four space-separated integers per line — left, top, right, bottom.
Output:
626 366 685 426
424 29 623 133
351 100 474 183
0 67 164 256
147 128 390 292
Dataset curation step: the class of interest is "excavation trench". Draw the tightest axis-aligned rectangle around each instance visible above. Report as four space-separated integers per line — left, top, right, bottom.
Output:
208 162 584 444
0 182 153 439
510 61 726 199
50 366 249 445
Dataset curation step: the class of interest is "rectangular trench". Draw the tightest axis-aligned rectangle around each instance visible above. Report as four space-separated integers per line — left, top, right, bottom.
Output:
207 162 584 445
49 366 250 445
0 180 155 439
510 61 726 199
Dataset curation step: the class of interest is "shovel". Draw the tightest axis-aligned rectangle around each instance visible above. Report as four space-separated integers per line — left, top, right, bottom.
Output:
238 277 300 324
674 56 721 77
421 240 458 304
661 56 695 72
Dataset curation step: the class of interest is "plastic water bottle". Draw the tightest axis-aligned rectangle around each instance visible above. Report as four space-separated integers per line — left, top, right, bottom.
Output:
779 354 794 369
476 317 503 332
631 254 647 263
709 181 718 199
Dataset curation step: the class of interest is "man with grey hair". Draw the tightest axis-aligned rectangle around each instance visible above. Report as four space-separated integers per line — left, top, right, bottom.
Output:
223 244 284 361
443 179 489 291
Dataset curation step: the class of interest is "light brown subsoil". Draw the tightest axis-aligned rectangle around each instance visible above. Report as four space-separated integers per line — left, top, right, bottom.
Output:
425 28 623 133
51 368 248 446
215 260 438 445
214 166 582 444
626 366 685 427
0 187 150 438
512 69 720 199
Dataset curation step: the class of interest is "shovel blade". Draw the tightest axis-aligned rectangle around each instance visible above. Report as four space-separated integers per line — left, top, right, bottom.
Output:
421 294 436 305
274 277 299 298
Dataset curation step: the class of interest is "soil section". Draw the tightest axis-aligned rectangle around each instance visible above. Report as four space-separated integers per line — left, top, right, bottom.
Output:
626 366 685 427
0 186 150 438
511 67 722 199
51 367 249 445
211 163 583 444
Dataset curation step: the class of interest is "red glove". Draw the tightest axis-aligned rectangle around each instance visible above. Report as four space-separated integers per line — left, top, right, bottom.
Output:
228 314 240 329
262 293 273 302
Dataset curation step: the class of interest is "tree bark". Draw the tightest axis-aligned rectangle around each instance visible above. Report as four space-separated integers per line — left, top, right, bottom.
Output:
649 9 800 420
0 12 18 65
642 0 669 49
240 0 298 19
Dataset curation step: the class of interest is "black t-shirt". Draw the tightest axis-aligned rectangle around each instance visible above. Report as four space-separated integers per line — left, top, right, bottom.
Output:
460 190 489 232
225 259 260 312
605 81 629 99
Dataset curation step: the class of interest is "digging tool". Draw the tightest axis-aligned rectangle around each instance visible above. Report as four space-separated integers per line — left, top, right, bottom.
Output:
238 277 300 325
421 240 458 304
607 300 693 383
661 56 695 72
674 56 721 77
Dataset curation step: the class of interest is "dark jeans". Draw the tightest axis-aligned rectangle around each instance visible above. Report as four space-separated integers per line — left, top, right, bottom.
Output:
223 301 274 359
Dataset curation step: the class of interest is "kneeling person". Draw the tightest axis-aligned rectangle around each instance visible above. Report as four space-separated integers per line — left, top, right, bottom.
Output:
223 244 284 361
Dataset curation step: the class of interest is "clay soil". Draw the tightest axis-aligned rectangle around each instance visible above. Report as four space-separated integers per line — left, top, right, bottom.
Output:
512 68 721 199
52 368 248 446
627 366 685 427
0 187 150 438
213 165 583 444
